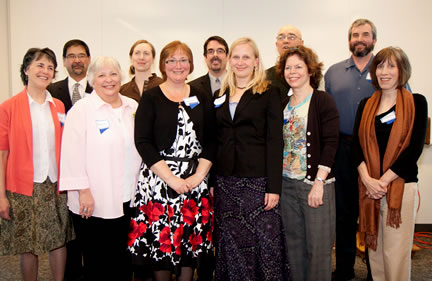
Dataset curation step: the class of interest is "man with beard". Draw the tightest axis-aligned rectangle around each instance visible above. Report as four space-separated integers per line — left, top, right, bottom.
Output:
266 25 303 96
48 39 92 113
324 19 377 281
47 39 91 281
189 35 228 98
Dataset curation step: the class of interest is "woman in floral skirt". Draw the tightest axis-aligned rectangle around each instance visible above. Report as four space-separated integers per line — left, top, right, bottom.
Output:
128 40 216 281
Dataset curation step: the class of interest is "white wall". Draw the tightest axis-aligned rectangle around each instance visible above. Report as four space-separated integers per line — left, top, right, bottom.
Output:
0 0 9 102
5 0 432 222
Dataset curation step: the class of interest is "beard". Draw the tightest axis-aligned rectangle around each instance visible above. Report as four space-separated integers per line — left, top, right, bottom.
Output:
350 41 374 57
209 57 223 72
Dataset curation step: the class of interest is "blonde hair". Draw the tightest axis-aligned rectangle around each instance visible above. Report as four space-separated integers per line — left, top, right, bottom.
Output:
219 37 269 96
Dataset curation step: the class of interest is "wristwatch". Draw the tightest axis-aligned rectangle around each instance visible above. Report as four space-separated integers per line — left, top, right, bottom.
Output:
315 177 325 184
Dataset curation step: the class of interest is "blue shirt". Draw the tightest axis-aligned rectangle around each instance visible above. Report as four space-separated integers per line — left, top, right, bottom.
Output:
324 56 376 135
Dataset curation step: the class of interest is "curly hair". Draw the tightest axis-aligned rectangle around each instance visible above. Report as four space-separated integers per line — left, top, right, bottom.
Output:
276 45 323 89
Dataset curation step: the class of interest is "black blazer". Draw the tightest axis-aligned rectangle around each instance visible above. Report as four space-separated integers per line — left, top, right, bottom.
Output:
47 77 93 113
215 86 283 194
189 73 213 100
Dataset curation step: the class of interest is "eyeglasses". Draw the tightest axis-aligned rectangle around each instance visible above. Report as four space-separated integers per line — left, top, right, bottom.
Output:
207 48 226 55
276 34 299 41
165 58 190 66
66 54 88 60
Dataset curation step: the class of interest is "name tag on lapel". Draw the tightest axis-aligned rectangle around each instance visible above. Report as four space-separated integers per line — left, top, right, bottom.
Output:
214 95 226 108
184 96 199 109
57 113 66 126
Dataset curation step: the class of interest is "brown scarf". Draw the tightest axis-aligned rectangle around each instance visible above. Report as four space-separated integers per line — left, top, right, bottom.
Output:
358 88 415 251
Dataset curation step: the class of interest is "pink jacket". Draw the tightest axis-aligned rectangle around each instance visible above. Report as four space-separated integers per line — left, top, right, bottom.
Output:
59 93 141 219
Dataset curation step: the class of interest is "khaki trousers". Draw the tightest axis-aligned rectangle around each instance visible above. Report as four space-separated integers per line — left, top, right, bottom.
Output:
369 182 418 281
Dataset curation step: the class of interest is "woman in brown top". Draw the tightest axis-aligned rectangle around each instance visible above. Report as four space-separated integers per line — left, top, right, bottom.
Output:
120 40 163 102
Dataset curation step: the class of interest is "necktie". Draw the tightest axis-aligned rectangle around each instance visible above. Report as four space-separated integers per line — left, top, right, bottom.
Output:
72 83 81 105
214 78 221 94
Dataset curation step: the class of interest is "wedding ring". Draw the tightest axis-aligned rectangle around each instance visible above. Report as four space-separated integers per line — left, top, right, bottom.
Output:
83 208 88 212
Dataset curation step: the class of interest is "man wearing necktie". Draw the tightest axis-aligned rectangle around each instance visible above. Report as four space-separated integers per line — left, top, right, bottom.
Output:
189 35 228 99
48 39 92 113
47 39 92 281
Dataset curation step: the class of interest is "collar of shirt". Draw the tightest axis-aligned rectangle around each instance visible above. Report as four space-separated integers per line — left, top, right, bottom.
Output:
345 55 374 74
68 76 88 96
27 89 55 107
90 90 135 111
208 71 226 84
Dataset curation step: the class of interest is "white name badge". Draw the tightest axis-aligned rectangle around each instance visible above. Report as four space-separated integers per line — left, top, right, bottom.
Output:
380 110 396 124
95 120 110 134
57 113 66 126
184 96 199 109
366 72 372 81
283 109 290 125
214 95 226 108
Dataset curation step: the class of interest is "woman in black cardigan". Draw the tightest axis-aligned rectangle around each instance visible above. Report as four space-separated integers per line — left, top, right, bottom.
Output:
128 41 216 281
213 37 290 281
276 46 339 281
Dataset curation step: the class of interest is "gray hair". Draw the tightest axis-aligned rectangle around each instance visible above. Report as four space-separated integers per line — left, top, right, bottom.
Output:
87 56 123 86
349 19 377 40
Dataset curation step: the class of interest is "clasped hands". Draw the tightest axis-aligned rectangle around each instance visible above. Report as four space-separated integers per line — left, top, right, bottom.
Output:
166 173 205 195
362 175 388 199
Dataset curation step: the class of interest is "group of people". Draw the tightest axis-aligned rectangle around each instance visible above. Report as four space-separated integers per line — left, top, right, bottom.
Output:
0 18 428 281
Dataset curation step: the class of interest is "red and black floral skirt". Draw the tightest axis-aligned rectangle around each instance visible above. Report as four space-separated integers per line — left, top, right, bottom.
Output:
128 107 214 273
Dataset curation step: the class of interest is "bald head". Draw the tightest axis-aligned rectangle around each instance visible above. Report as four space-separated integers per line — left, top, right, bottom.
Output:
275 25 304 55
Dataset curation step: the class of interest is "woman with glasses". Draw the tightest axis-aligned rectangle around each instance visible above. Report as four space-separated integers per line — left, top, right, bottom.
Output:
276 46 339 281
129 41 215 281
0 48 73 281
214 37 290 281
120 39 163 103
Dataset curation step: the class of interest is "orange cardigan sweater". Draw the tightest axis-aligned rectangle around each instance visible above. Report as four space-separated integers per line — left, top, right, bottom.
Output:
0 88 64 196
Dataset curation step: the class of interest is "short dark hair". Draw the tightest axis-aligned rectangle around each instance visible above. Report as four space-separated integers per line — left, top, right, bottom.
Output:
369 47 411 90
159 40 194 81
20 48 57 85
128 39 156 75
203 36 229 56
62 39 90 57
276 45 323 89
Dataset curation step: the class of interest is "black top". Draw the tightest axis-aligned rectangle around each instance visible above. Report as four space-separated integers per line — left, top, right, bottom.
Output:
352 93 428 182
134 85 216 168
47 77 93 113
214 86 283 194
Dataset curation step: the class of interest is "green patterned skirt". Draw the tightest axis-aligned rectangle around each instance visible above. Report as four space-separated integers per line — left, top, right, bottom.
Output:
0 179 74 256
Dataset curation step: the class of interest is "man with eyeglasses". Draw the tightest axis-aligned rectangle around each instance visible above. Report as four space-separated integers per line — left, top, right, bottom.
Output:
324 18 378 281
189 35 228 99
47 39 92 281
48 39 92 113
266 25 304 97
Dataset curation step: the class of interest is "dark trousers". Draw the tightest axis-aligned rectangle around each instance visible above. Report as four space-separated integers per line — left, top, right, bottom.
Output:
71 203 132 281
64 238 84 281
333 137 359 279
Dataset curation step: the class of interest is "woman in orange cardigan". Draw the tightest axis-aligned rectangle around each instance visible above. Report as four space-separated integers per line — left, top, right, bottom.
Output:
0 48 73 281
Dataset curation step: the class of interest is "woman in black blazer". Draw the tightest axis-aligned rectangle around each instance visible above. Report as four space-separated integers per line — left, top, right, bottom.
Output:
213 37 290 281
